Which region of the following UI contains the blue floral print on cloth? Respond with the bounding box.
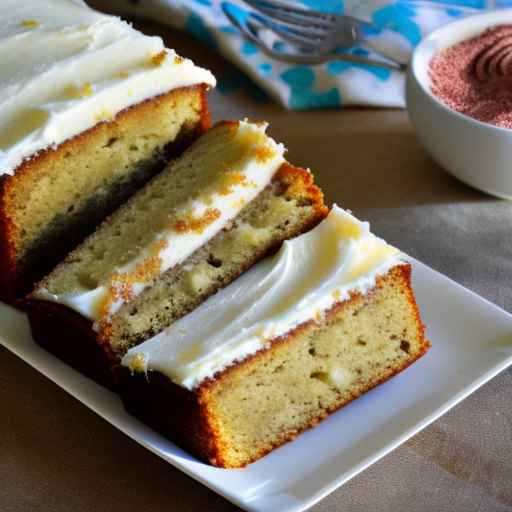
[99,0,512,109]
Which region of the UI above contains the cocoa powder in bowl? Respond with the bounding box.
[430,25,512,129]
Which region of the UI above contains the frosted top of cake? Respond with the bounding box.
[0,0,216,175]
[122,206,403,390]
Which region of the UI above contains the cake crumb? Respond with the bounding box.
[22,19,39,28]
[130,353,147,373]
[96,108,113,122]
[63,83,93,99]
[80,83,93,97]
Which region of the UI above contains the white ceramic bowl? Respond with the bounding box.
[406,9,512,199]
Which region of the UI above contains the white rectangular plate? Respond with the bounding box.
[1,259,512,512]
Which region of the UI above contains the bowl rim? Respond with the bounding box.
[410,8,512,135]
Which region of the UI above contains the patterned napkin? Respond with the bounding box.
[96,0,512,109]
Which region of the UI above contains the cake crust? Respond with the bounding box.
[119,264,430,468]
[0,84,210,306]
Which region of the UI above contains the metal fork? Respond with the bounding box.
[224,0,407,71]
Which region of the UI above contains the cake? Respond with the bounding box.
[119,206,430,468]
[0,0,215,304]
[27,120,327,388]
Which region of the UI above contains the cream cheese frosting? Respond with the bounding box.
[0,0,216,175]
[32,121,286,323]
[122,206,403,390]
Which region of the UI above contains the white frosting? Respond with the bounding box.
[33,121,286,322]
[122,206,403,390]
[0,0,216,175]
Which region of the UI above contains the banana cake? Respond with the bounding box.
[120,206,430,468]
[27,120,327,388]
[0,0,215,303]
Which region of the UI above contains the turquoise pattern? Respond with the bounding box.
[327,48,392,80]
[281,67,341,109]
[118,0,504,109]
[299,0,344,14]
[372,4,421,46]
[258,62,273,76]
[242,41,259,55]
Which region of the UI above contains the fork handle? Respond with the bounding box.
[332,51,407,72]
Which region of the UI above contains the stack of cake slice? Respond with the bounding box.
[5,0,430,470]
[0,0,215,303]
[120,206,429,468]
[27,120,327,387]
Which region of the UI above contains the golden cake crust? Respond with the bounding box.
[0,84,210,305]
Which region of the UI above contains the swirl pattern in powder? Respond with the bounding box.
[430,25,512,129]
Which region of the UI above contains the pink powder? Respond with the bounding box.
[429,25,512,129]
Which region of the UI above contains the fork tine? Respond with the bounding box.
[243,0,336,24]
[251,11,327,39]
[225,10,328,65]
[224,3,405,69]
[249,16,323,48]
[242,0,333,29]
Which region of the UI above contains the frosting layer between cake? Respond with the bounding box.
[33,121,286,322]
[0,0,216,175]
[122,206,403,390]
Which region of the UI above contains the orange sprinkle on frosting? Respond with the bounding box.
[94,256,163,321]
[149,239,169,257]
[131,257,162,283]
[254,144,277,163]
[173,208,221,234]
[218,171,248,196]
[151,50,167,66]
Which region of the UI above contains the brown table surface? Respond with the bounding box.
[2,13,511,512]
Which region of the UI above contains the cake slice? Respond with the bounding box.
[119,206,430,468]
[27,120,327,388]
[0,0,215,304]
